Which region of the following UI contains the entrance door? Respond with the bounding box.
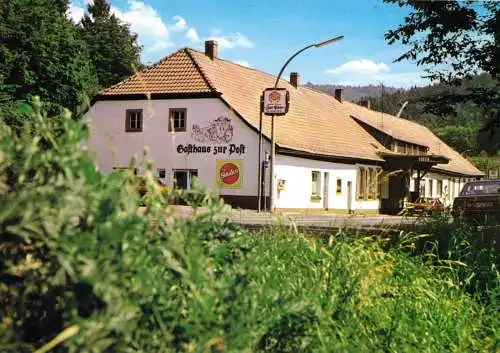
[323,172,329,210]
[347,181,353,213]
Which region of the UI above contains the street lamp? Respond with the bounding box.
[268,35,344,212]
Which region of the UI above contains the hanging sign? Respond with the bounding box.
[263,88,289,115]
[216,160,243,189]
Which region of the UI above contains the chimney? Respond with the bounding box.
[290,72,300,88]
[334,88,343,103]
[205,40,218,60]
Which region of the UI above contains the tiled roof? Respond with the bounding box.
[99,46,483,176]
[102,47,387,162]
[187,49,387,162]
[102,50,215,95]
[345,101,483,176]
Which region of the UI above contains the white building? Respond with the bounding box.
[86,40,483,213]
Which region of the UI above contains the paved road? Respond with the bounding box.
[170,206,425,231]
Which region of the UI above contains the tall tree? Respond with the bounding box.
[79,0,142,89]
[384,0,498,82]
[385,0,499,156]
[0,0,98,114]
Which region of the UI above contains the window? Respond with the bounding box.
[461,180,500,195]
[336,178,342,195]
[157,168,167,185]
[311,171,321,197]
[367,168,378,200]
[357,167,380,200]
[378,171,389,199]
[125,109,143,132]
[157,168,166,179]
[428,179,433,197]
[392,140,398,152]
[357,167,365,199]
[169,108,187,132]
[367,169,374,200]
[437,180,443,197]
[393,140,407,154]
[173,170,198,190]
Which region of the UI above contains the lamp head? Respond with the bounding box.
[314,35,344,48]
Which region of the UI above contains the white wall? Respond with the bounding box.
[274,155,380,211]
[86,98,268,196]
[410,171,469,206]
[86,98,382,211]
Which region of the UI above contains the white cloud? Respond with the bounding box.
[108,0,172,61]
[112,1,169,39]
[205,30,254,49]
[170,15,187,31]
[67,1,255,62]
[147,40,175,53]
[67,3,85,23]
[326,59,389,75]
[186,28,200,43]
[326,58,426,88]
[233,60,250,67]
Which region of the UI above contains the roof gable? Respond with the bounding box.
[102,49,215,95]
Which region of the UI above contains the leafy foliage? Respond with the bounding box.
[0,0,98,113]
[384,1,499,156]
[78,0,142,89]
[384,0,499,82]
[0,99,498,352]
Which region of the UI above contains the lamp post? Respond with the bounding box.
[267,35,344,212]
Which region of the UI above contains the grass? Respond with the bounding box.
[0,99,499,352]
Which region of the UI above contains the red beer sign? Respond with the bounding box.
[220,162,240,184]
[216,160,242,188]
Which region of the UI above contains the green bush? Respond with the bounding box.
[0,100,498,352]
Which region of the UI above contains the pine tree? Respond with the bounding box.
[0,0,98,114]
[79,0,142,89]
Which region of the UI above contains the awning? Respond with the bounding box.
[378,152,449,171]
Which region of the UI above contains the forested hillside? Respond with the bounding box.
[305,83,403,102]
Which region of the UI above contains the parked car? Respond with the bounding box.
[452,180,500,224]
[406,197,445,215]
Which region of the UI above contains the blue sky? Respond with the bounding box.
[68,0,431,88]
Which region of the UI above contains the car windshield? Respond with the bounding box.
[460,181,500,196]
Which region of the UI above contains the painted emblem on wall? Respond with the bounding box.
[192,116,234,143]
[216,160,242,189]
